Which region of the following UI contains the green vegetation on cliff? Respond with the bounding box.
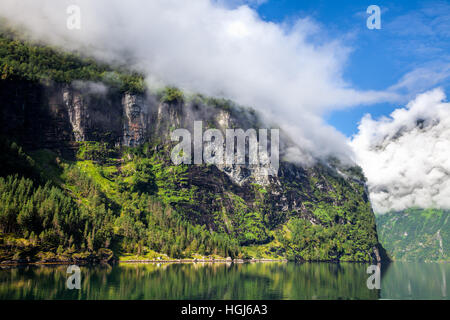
[0,29,145,93]
[278,164,378,262]
[0,139,241,262]
[0,26,382,263]
[0,136,380,263]
[376,209,449,261]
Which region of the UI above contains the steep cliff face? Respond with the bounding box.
[0,80,125,157]
[1,81,150,153]
[0,31,386,262]
[0,80,73,158]
[0,77,384,262]
[122,93,149,147]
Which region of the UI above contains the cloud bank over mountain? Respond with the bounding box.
[351,88,450,213]
[0,0,401,164]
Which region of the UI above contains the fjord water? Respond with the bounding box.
[0,262,448,300]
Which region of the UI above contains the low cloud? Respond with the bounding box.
[0,0,400,164]
[350,88,450,213]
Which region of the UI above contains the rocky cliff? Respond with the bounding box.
[0,31,386,263]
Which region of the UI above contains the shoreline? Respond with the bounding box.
[120,258,288,264]
[0,258,288,267]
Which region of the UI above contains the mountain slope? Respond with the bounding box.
[0,29,386,263]
[376,209,449,261]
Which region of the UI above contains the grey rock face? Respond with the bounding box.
[60,84,123,146]
[63,87,88,141]
[122,93,148,147]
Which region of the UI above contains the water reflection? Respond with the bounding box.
[0,262,448,300]
[380,262,450,300]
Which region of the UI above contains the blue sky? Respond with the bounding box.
[242,0,450,136]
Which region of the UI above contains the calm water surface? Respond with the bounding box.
[0,262,448,300]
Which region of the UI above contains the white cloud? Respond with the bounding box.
[215,0,268,9]
[350,88,450,213]
[0,0,400,164]
[389,62,450,96]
